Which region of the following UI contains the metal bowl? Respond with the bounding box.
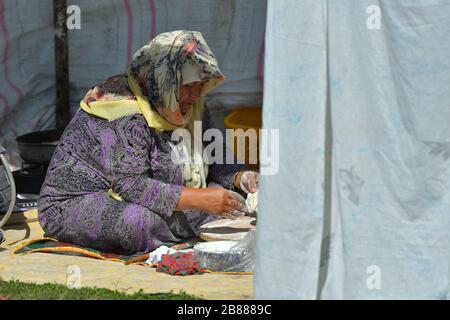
[16,130,63,165]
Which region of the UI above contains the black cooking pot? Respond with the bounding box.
[16,130,63,165]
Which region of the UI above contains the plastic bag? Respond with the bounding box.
[194,230,256,272]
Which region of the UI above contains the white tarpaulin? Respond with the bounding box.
[0,0,266,168]
[255,0,450,299]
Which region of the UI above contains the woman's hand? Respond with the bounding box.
[176,187,248,220]
[198,188,248,220]
[235,170,260,194]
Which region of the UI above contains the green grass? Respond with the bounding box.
[0,280,202,300]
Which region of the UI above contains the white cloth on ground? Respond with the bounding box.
[145,246,194,265]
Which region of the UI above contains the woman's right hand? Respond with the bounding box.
[176,187,248,220]
[198,188,248,220]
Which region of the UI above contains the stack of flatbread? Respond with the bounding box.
[199,216,256,242]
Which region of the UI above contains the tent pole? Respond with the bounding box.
[53,0,70,130]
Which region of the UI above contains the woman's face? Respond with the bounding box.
[179,81,206,115]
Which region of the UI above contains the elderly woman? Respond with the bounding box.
[37,31,259,254]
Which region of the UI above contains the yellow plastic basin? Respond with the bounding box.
[224,107,262,130]
[224,107,262,169]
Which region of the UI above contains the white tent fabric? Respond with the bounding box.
[0,0,266,168]
[255,0,450,299]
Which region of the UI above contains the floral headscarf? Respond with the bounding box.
[128,30,225,126]
[81,30,225,128]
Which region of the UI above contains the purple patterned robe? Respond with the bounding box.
[37,106,245,254]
